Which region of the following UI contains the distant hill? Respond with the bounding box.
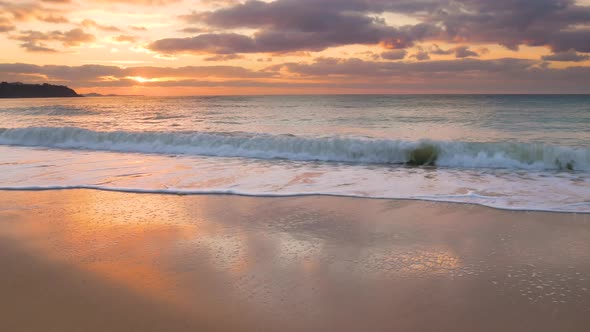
[0,82,82,98]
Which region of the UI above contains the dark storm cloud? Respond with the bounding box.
[150,0,590,55]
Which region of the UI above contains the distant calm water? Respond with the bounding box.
[0,95,588,212]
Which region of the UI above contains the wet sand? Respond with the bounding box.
[0,190,589,331]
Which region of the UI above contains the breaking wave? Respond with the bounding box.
[0,127,588,171]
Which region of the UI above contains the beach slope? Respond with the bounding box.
[0,190,589,331]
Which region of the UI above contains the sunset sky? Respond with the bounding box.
[1,0,590,95]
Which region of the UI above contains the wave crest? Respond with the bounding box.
[0,127,588,171]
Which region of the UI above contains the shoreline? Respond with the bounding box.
[1,190,589,331]
[0,188,587,214]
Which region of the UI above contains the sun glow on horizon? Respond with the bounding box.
[127,76,158,83]
[0,0,589,94]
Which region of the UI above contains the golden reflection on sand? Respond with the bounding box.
[0,190,468,313]
[0,191,210,311]
[2,190,590,332]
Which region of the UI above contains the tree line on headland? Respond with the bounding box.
[0,82,81,98]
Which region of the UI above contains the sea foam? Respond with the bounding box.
[1,127,588,172]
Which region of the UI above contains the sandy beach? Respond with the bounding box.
[1,190,589,331]
[3,0,590,330]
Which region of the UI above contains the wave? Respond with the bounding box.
[0,185,587,213]
[0,126,588,171]
[0,106,92,116]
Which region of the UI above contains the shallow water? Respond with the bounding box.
[0,95,588,212]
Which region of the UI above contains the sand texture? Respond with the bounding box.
[1,190,589,331]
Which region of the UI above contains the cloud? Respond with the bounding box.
[81,19,122,32]
[542,49,590,62]
[422,0,590,53]
[179,27,207,34]
[152,1,444,54]
[130,25,148,31]
[90,0,180,4]
[198,0,241,7]
[454,46,479,58]
[114,34,139,43]
[0,16,14,32]
[0,1,69,26]
[39,15,69,24]
[2,59,589,93]
[260,57,590,92]
[150,0,590,56]
[410,48,430,61]
[20,42,59,53]
[54,28,96,46]
[265,57,540,78]
[125,65,273,79]
[0,63,273,84]
[204,54,245,61]
[429,45,480,58]
[10,28,96,52]
[150,33,257,54]
[381,50,407,60]
[429,45,454,56]
[150,24,441,55]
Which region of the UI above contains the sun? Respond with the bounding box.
[127,76,152,83]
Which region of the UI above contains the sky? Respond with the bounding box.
[1,0,590,95]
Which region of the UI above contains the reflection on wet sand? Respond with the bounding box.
[1,190,589,331]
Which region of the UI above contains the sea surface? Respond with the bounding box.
[0,95,588,212]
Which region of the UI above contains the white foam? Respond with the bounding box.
[0,146,588,213]
[0,127,588,171]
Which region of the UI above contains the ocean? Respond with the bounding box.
[0,95,588,212]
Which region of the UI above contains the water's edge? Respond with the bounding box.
[1,186,586,214]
